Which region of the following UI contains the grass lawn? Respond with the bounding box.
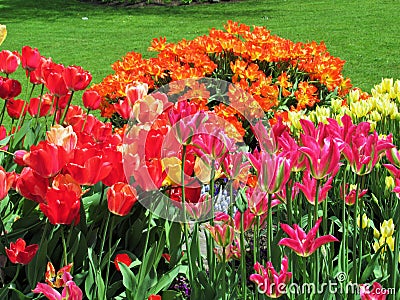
[1,0,399,92]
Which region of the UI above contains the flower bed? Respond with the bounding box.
[0,21,399,299]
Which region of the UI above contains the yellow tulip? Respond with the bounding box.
[0,24,6,45]
[385,176,395,191]
[380,219,395,238]
[161,157,182,186]
[386,236,395,252]
[373,227,381,239]
[357,213,369,229]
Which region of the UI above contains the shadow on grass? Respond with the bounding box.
[0,0,271,21]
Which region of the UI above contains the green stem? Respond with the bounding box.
[358,175,365,279]
[240,211,247,299]
[0,264,20,298]
[81,108,90,131]
[0,100,7,126]
[180,145,193,283]
[104,216,115,300]
[34,84,45,125]
[59,91,75,125]
[313,179,321,300]
[253,215,260,265]
[61,227,68,266]
[267,193,272,262]
[51,96,59,126]
[222,246,226,300]
[99,212,110,264]
[352,175,361,283]
[208,160,216,280]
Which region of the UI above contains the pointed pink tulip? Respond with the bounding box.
[205,223,235,247]
[294,171,333,205]
[278,218,339,257]
[299,136,342,180]
[249,256,292,297]
[248,149,290,194]
[0,50,20,74]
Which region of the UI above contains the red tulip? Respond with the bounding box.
[107,182,137,216]
[101,147,126,186]
[0,77,22,99]
[63,65,92,91]
[114,98,132,120]
[13,150,28,166]
[114,253,132,271]
[28,94,53,117]
[6,98,26,119]
[249,256,292,298]
[278,218,339,257]
[21,46,41,71]
[148,295,162,300]
[15,167,49,203]
[29,56,48,85]
[45,71,68,97]
[82,90,101,110]
[65,148,112,186]
[40,185,81,225]
[5,238,39,265]
[23,141,70,178]
[0,167,16,200]
[0,50,20,74]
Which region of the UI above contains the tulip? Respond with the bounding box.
[65,148,112,186]
[28,94,53,117]
[0,24,6,46]
[21,46,41,71]
[0,77,22,99]
[13,150,28,166]
[278,218,339,257]
[380,219,394,238]
[45,262,73,288]
[0,50,20,74]
[148,295,162,300]
[40,185,81,225]
[46,124,77,154]
[23,141,70,178]
[295,171,334,205]
[359,282,388,300]
[114,98,132,120]
[340,183,368,205]
[249,256,292,297]
[0,167,16,200]
[114,253,132,271]
[299,136,342,180]
[15,167,49,203]
[45,71,68,97]
[6,98,26,119]
[357,213,370,229]
[125,81,148,103]
[246,186,280,216]
[248,149,290,194]
[107,182,137,216]
[33,272,83,300]
[82,90,101,110]
[5,238,39,265]
[63,65,92,92]
[205,223,235,247]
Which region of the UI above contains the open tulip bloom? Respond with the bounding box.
[278,218,339,257]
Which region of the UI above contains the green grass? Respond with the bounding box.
[1,0,399,91]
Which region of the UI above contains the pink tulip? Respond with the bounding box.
[205,223,235,247]
[295,171,333,205]
[249,256,292,297]
[248,149,290,194]
[360,282,388,300]
[278,218,339,257]
[0,50,20,74]
[299,136,342,180]
[33,272,83,300]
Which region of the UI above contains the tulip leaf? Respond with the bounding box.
[148,265,187,295]
[167,221,183,266]
[161,290,185,300]
[119,262,137,296]
[361,247,385,282]
[23,127,35,148]
[0,135,10,146]
[27,232,48,289]
[236,187,248,213]
[11,119,32,148]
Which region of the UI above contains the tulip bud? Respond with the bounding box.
[385,176,395,191]
[13,150,28,166]
[357,213,369,229]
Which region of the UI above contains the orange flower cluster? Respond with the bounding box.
[90,20,352,124]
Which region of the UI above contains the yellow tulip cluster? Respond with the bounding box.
[373,219,395,254]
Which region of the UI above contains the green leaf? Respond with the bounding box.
[12,119,32,148]
[235,187,248,213]
[148,265,188,295]
[119,262,137,293]
[161,290,184,300]
[27,233,48,289]
[360,250,382,282]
